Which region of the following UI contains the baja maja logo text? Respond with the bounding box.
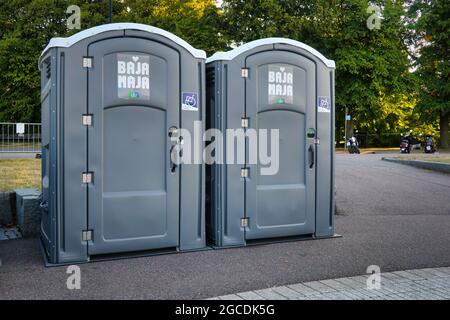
[268,65,293,104]
[117,54,150,100]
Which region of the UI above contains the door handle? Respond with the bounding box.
[38,193,49,212]
[170,136,183,173]
[170,145,178,173]
[168,126,180,173]
[308,145,315,169]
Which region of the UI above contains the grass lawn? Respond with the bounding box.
[0,142,41,151]
[0,159,41,192]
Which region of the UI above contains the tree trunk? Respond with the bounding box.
[440,111,449,149]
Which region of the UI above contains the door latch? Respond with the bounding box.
[82,114,93,126]
[82,57,93,68]
[82,172,93,184]
[82,230,92,241]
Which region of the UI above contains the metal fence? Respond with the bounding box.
[0,123,41,153]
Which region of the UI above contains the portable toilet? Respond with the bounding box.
[39,23,205,264]
[205,38,336,247]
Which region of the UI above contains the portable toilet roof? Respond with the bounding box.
[39,23,206,66]
[206,37,335,68]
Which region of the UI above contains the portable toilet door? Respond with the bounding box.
[206,38,335,247]
[39,23,206,264]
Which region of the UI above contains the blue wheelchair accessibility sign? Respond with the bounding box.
[182,92,198,111]
[317,96,331,113]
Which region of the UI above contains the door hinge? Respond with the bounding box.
[82,114,93,126]
[82,172,93,184]
[240,218,249,228]
[82,230,92,241]
[83,57,93,68]
[240,168,249,178]
[241,68,249,78]
[241,117,249,128]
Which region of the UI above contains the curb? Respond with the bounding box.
[0,189,41,238]
[0,192,15,225]
[382,157,450,174]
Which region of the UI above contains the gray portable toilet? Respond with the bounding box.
[39,23,206,264]
[205,38,335,247]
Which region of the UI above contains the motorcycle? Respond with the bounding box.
[400,137,411,153]
[347,136,360,154]
[400,131,420,153]
[423,136,436,154]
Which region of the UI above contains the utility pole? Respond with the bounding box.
[344,107,348,150]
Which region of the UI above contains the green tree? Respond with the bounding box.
[333,1,412,135]
[409,0,450,148]
[223,0,413,144]
[0,0,123,122]
[0,1,67,122]
[121,0,227,56]
[0,0,225,122]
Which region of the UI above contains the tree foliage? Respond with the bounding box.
[0,0,225,122]
[408,0,450,147]
[223,0,414,136]
[0,0,447,148]
[121,0,228,56]
[0,1,67,122]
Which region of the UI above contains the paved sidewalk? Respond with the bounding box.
[211,267,450,300]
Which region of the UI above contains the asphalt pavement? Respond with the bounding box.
[0,153,449,299]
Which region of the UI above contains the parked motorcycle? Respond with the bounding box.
[400,130,420,153]
[400,136,411,153]
[423,136,436,154]
[347,136,360,154]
